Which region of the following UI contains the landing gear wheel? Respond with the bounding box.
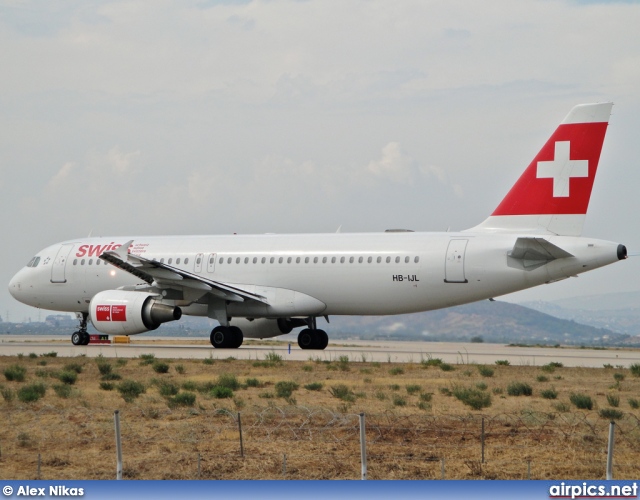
[71,331,82,346]
[210,326,244,348]
[297,329,315,349]
[80,331,90,345]
[315,329,329,350]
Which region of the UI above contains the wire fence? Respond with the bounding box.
[2,406,640,480]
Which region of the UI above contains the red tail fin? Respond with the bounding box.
[471,103,612,236]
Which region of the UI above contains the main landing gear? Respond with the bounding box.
[71,313,90,346]
[210,325,244,349]
[297,328,328,350]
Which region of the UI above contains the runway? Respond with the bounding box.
[1,335,638,367]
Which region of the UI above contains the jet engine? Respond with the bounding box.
[89,290,182,335]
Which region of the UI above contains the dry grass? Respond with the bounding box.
[1,353,639,480]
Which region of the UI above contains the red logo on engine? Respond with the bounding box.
[95,305,111,321]
[95,305,127,322]
[112,305,127,322]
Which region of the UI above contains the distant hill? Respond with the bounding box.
[327,300,634,346]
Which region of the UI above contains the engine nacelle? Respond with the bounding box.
[90,290,182,335]
[231,318,307,339]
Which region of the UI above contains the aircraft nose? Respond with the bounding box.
[8,268,27,301]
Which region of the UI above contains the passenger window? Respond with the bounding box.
[305,257,309,264]
[168,258,172,264]
[414,256,420,263]
[73,259,78,266]
[262,257,266,264]
[89,259,93,265]
[358,257,363,264]
[96,260,100,266]
[236,258,241,264]
[331,257,336,264]
[210,256,215,264]
[395,256,400,263]
[228,258,232,264]
[349,256,354,263]
[196,257,201,265]
[322,257,327,264]
[287,257,292,264]
[279,257,283,264]
[386,256,391,263]
[184,258,189,264]
[81,259,85,265]
[253,257,257,264]
[340,257,345,264]
[405,256,410,263]
[270,257,275,264]
[296,257,301,264]
[244,257,249,264]
[177,258,182,265]
[367,257,372,263]
[313,257,318,264]
[377,256,382,263]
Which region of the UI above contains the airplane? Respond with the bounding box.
[8,102,627,350]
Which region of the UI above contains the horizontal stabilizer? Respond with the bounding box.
[507,237,573,270]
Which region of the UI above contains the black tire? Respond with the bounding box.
[297,329,315,349]
[229,326,243,348]
[210,326,230,348]
[81,332,91,345]
[71,331,82,346]
[315,330,329,350]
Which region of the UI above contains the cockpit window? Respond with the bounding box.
[26,257,41,268]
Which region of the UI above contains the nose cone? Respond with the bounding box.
[8,268,28,303]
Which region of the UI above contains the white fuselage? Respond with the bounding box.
[8,231,622,319]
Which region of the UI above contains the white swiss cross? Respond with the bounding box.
[536,141,588,197]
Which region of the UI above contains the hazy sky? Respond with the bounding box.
[1,0,639,322]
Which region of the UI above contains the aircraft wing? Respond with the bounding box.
[99,240,267,304]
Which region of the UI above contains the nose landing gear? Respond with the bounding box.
[71,313,90,346]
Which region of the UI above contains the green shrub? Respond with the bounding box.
[420,392,433,402]
[275,381,299,398]
[169,392,196,407]
[536,375,549,383]
[40,352,57,358]
[475,382,488,391]
[492,387,503,395]
[440,363,454,372]
[115,359,128,367]
[570,393,593,410]
[406,384,421,395]
[97,361,112,376]
[157,381,179,397]
[507,382,533,396]
[389,367,404,375]
[440,387,452,396]
[628,398,639,409]
[302,365,313,372]
[117,380,146,403]
[389,384,400,391]
[392,394,407,407]
[606,394,620,407]
[2,386,15,402]
[541,388,558,400]
[101,372,122,381]
[210,386,233,399]
[452,386,492,410]
[417,401,431,411]
[554,402,570,413]
[53,384,72,399]
[304,382,323,391]
[58,371,77,385]
[477,366,494,378]
[599,408,623,420]
[495,360,510,366]
[152,361,170,374]
[203,358,215,365]
[336,356,350,371]
[613,373,625,382]
[265,352,283,364]
[99,382,114,391]
[182,381,198,391]
[217,373,240,390]
[4,365,27,382]
[17,383,46,403]
[175,364,185,375]
[421,357,443,367]
[375,391,387,401]
[139,354,156,365]
[245,378,262,388]
[329,384,355,402]
[28,353,37,359]
[64,363,84,374]
[630,363,640,377]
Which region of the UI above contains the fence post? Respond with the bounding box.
[238,412,244,458]
[606,421,615,480]
[197,453,201,479]
[37,453,41,480]
[441,458,445,479]
[114,410,123,480]
[359,412,367,480]
[527,460,531,479]
[481,417,485,464]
